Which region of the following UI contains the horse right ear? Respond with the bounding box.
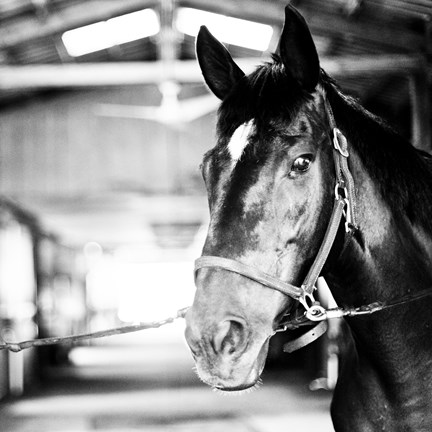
[196,26,245,100]
[278,5,320,92]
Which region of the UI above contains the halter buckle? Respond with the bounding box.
[335,183,348,201]
[343,198,353,233]
[333,128,349,157]
[334,184,354,233]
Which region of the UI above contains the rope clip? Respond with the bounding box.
[299,291,327,322]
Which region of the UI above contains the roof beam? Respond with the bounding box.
[0,55,424,90]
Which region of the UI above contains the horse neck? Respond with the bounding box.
[321,93,432,307]
[325,147,432,427]
[325,140,432,366]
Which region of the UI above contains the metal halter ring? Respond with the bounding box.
[298,291,316,310]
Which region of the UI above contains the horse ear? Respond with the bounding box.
[278,5,320,92]
[196,26,245,100]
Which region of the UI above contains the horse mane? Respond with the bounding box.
[217,56,432,234]
[321,72,432,234]
[218,55,313,137]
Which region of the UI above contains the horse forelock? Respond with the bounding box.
[217,59,310,136]
[209,58,324,171]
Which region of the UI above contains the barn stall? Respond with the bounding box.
[0,1,430,431]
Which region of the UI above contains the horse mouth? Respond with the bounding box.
[193,336,270,393]
[212,378,263,395]
[195,362,263,392]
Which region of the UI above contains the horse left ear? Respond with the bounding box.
[278,5,320,92]
[196,26,245,100]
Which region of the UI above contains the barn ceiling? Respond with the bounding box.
[0,0,431,251]
[0,0,430,119]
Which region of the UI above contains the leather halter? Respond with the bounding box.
[194,93,357,352]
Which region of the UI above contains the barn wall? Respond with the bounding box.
[0,85,215,199]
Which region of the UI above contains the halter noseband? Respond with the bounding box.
[194,93,357,351]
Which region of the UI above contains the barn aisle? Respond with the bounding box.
[0,323,334,432]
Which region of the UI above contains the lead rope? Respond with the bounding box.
[282,285,432,354]
[0,307,189,353]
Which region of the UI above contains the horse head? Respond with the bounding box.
[185,5,337,393]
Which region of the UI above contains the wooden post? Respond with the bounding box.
[410,17,431,152]
[409,70,431,152]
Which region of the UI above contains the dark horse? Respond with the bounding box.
[185,4,432,431]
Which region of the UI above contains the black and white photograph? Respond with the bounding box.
[0,1,430,431]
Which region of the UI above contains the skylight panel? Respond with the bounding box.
[107,9,160,46]
[62,21,111,57]
[176,8,273,52]
[62,9,160,57]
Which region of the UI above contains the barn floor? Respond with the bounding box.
[0,323,334,432]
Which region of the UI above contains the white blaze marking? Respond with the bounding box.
[227,120,254,163]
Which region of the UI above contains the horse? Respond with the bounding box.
[184,4,432,431]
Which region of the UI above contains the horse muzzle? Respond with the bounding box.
[185,309,271,391]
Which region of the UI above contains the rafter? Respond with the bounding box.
[0,55,424,90]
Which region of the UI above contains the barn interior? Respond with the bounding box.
[0,0,430,431]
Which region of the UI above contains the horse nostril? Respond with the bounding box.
[212,319,246,356]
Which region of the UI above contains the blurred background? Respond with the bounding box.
[0,0,430,431]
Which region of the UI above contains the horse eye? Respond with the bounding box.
[291,156,312,173]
